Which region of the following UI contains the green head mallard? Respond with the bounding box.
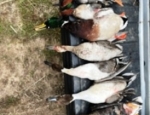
[35,17,64,31]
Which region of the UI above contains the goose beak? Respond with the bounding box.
[114,0,123,6]
[35,23,47,31]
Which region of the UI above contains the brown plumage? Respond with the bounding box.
[61,9,74,16]
[63,20,100,41]
[61,0,72,8]
[62,8,128,41]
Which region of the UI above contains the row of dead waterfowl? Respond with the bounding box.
[35,0,142,115]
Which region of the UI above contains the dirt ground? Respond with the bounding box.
[0,0,66,115]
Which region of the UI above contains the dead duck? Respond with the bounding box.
[64,8,128,41]
[46,40,123,61]
[83,96,143,115]
[44,57,131,81]
[62,3,102,17]
[46,73,137,104]
[35,8,128,41]
[73,4,127,20]
[58,0,123,16]
[60,3,120,16]
[63,59,131,81]
[78,0,123,6]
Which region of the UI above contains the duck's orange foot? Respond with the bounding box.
[114,0,123,6]
[115,32,127,40]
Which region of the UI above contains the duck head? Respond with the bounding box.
[46,94,73,105]
[123,96,143,115]
[35,17,64,31]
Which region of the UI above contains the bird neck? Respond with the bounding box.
[63,45,74,52]
[45,17,64,28]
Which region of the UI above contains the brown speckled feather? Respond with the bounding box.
[63,20,100,41]
[92,105,127,115]
[61,9,74,16]
[98,59,117,73]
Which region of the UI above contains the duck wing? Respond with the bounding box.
[63,20,100,41]
[95,61,131,82]
[105,88,135,104]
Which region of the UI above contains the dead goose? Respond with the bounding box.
[46,73,137,105]
[44,57,130,81]
[47,40,123,62]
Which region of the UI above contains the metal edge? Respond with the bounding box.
[139,0,150,114]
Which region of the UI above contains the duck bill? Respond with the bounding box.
[114,0,123,6]
[46,46,56,50]
[35,23,47,31]
[46,97,58,102]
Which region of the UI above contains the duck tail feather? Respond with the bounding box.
[115,56,128,65]
[133,96,143,105]
[122,73,138,87]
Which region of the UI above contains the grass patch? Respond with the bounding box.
[42,49,61,60]
[0,21,17,38]
[18,0,60,39]
[0,96,20,108]
[0,1,64,114]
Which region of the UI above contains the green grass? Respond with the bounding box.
[17,0,62,64]
[0,96,20,108]
[0,1,64,114]
[0,21,17,38]
[18,0,60,39]
[42,49,61,60]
